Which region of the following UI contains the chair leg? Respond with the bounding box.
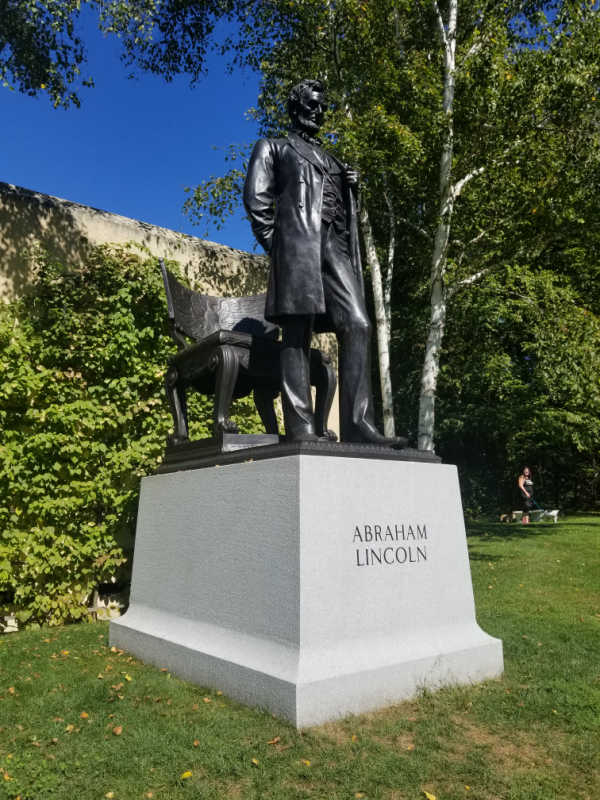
[165,365,189,444]
[210,345,240,436]
[254,386,279,434]
[311,351,338,440]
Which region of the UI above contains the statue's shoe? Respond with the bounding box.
[285,430,320,443]
[347,422,408,449]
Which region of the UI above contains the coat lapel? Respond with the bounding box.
[287,132,342,174]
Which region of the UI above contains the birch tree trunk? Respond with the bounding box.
[360,204,396,437]
[343,88,396,436]
[417,0,457,451]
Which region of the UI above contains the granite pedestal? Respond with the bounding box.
[110,449,503,727]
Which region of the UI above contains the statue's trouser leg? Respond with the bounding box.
[320,223,377,442]
[280,315,316,438]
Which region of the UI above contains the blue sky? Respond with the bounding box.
[1,14,261,252]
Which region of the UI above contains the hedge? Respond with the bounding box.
[0,246,262,626]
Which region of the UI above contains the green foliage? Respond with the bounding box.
[0,0,158,107]
[438,267,600,513]
[183,144,250,235]
[0,246,263,626]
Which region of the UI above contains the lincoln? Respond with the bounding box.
[244,78,407,447]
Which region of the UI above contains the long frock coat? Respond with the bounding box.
[243,132,364,332]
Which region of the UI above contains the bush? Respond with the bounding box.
[0,246,262,626]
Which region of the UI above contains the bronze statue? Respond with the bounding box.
[244,78,406,446]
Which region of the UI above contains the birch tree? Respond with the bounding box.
[416,0,600,449]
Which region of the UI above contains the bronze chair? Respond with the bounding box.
[160,260,337,446]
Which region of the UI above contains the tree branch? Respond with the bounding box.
[460,38,483,65]
[447,268,491,298]
[432,0,449,50]
[452,165,485,199]
[398,217,433,244]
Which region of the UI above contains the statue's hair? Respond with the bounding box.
[287,78,325,117]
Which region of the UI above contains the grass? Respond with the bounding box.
[1,515,599,800]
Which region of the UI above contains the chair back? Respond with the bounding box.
[160,260,279,348]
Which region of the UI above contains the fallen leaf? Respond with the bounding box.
[8,687,15,695]
[80,712,89,719]
[216,690,223,696]
[65,724,75,733]
[355,794,365,799]
[193,740,200,747]
[105,793,115,799]
[203,697,211,704]
[267,736,281,745]
[422,792,437,800]
[251,758,259,766]
[301,759,311,766]
[111,683,124,691]
[180,771,192,780]
[60,650,69,656]
[124,674,132,682]
[97,674,104,679]
[351,734,358,742]
[145,793,153,798]
[110,646,119,653]
[191,704,199,711]
[112,726,123,736]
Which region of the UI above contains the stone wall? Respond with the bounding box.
[0,181,269,300]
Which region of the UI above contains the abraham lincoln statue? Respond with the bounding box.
[243,78,406,447]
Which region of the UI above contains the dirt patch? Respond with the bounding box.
[448,715,554,768]
[220,778,252,798]
[317,700,421,745]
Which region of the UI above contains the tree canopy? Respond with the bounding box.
[0,0,158,106]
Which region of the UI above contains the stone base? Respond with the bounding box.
[111,455,503,727]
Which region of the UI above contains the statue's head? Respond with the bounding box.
[288,78,326,136]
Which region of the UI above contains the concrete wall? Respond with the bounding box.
[0,181,270,300]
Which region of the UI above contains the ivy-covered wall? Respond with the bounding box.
[0,247,264,627]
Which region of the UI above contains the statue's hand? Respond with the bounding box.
[344,167,359,186]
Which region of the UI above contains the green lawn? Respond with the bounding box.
[1,515,598,800]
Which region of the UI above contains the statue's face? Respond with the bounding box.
[292,87,325,135]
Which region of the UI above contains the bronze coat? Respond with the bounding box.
[243,132,363,331]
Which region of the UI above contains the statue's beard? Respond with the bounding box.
[295,112,321,135]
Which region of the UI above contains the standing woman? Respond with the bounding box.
[518,467,534,524]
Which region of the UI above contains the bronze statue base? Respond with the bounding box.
[158,437,441,474]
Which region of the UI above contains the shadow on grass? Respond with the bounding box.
[466,550,503,561]
[465,520,570,541]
